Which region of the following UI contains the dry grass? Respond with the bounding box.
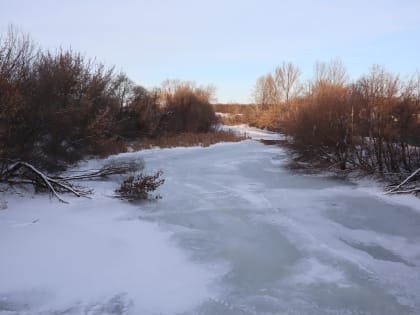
[93,130,247,158]
[91,138,128,158]
[132,130,247,150]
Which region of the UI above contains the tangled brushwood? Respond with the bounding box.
[0,159,146,203]
[385,167,420,196]
[0,161,91,203]
[115,171,165,201]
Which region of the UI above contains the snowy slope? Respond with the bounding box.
[1,125,420,315]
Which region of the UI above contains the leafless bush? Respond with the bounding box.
[160,81,217,133]
[115,171,164,200]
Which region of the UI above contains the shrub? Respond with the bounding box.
[115,170,164,200]
[160,81,217,133]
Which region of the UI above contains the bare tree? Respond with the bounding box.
[313,58,348,89]
[112,72,133,113]
[0,25,38,82]
[274,62,302,105]
[0,25,39,161]
[253,73,278,109]
[160,79,216,105]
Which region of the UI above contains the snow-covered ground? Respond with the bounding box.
[1,125,420,315]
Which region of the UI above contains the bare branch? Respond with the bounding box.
[386,167,420,194]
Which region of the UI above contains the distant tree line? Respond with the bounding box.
[216,60,419,175]
[0,27,217,170]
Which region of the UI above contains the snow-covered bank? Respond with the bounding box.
[1,125,420,315]
[218,124,283,141]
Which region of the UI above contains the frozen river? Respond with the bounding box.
[1,126,420,314]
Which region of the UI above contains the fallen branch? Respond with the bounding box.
[1,161,87,203]
[0,160,141,203]
[386,187,420,195]
[57,162,141,181]
[19,162,70,203]
[386,167,420,195]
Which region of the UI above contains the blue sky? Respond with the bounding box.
[1,0,419,103]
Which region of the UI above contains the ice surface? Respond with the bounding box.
[0,186,215,315]
[1,125,420,315]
